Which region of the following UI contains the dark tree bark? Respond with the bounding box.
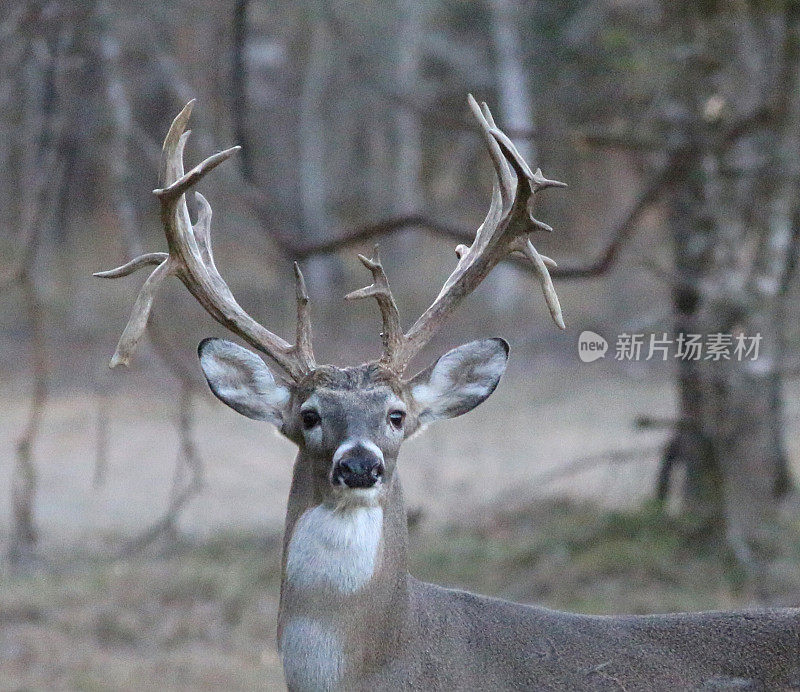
[657,2,800,557]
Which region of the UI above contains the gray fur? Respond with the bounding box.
[409,338,509,422]
[197,340,800,691]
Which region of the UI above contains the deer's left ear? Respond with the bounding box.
[408,338,509,424]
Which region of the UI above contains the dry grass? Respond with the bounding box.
[411,499,800,614]
[1,500,799,690]
[0,535,285,690]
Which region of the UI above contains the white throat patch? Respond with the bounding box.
[286,504,384,594]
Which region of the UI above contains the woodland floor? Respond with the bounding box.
[1,500,800,691]
[1,366,800,689]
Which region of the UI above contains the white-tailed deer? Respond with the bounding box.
[97,98,799,691]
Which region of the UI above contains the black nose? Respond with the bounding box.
[333,454,384,489]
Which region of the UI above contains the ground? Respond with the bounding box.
[2,501,799,690]
[1,364,800,690]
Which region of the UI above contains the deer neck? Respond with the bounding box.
[277,449,410,688]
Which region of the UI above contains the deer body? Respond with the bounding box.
[277,459,800,691]
[99,99,800,691]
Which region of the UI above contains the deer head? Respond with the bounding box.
[196,335,509,507]
[96,96,566,507]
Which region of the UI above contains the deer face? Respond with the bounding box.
[197,337,508,506]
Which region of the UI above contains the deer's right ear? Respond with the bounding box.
[198,338,291,426]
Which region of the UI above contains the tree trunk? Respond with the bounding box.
[298,18,338,287]
[395,0,423,218]
[659,3,798,556]
[487,0,535,163]
[486,0,535,307]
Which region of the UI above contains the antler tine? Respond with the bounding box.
[93,252,168,279]
[489,131,566,237]
[293,262,316,371]
[376,95,567,374]
[520,239,565,329]
[345,245,404,365]
[103,260,174,368]
[468,94,513,213]
[95,101,315,381]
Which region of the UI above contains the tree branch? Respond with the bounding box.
[121,383,204,555]
[262,151,678,282]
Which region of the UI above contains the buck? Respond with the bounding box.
[98,98,800,690]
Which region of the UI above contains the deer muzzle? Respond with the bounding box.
[331,441,385,489]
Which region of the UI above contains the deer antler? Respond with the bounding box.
[95,100,315,381]
[344,245,403,366]
[348,94,566,374]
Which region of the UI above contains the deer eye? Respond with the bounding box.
[301,409,321,430]
[388,410,405,429]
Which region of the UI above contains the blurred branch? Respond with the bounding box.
[98,6,205,550]
[377,82,535,137]
[298,17,334,248]
[231,0,252,180]
[573,126,662,152]
[575,104,776,156]
[92,382,109,488]
[122,383,204,555]
[264,213,464,260]
[9,274,46,565]
[547,156,676,279]
[277,150,678,280]
[530,445,663,487]
[723,105,775,143]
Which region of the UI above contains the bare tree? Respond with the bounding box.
[487,0,535,163]
[648,3,800,565]
[395,0,424,218]
[1,9,71,566]
[96,3,205,550]
[500,2,800,565]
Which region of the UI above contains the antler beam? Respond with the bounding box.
[349,94,566,374]
[96,100,315,381]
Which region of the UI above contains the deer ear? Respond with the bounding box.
[409,338,509,424]
[198,338,290,426]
